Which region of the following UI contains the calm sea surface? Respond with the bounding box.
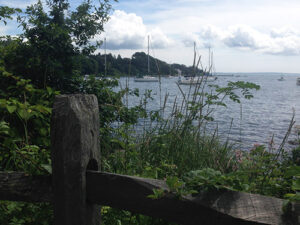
[118,74,300,150]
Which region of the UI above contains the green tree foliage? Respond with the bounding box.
[0,72,55,225]
[0,6,21,25]
[79,52,202,77]
[0,1,118,224]
[2,0,116,92]
[0,60,56,225]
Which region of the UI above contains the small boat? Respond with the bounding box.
[278,76,285,81]
[297,77,300,85]
[134,75,159,82]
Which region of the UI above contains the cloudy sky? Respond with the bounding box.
[1,0,300,73]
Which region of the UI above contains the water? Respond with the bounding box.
[118,74,300,150]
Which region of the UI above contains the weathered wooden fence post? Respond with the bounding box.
[51,94,101,225]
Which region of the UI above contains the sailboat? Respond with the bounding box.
[177,44,217,85]
[207,48,218,81]
[134,36,159,82]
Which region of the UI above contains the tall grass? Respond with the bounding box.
[100,50,300,225]
[101,58,259,180]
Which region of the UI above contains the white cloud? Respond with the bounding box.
[148,28,173,49]
[182,32,201,47]
[223,25,267,49]
[0,26,8,35]
[99,10,173,50]
[270,26,300,38]
[181,28,219,49]
[102,10,146,50]
[192,24,300,56]
[199,25,223,40]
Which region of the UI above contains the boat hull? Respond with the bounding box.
[134,76,159,82]
[178,76,217,85]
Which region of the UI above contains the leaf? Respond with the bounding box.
[110,138,126,149]
[284,193,296,198]
[166,176,184,191]
[148,188,165,199]
[6,105,17,113]
[285,166,300,177]
[41,164,52,174]
[17,108,31,120]
[0,121,10,135]
[292,178,300,191]
[0,99,7,107]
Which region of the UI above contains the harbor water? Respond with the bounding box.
[118,74,300,150]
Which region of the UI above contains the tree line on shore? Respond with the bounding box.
[80,51,203,77]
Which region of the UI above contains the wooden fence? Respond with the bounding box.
[0,94,299,225]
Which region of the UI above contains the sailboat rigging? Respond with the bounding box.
[134,35,159,82]
[177,43,217,85]
[104,37,107,77]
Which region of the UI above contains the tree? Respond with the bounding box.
[0,6,21,25]
[0,1,118,224]
[3,0,116,93]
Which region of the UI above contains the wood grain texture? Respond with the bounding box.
[51,94,101,225]
[0,171,299,225]
[86,171,300,225]
[0,172,52,202]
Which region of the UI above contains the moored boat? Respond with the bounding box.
[134,75,159,82]
[297,77,300,85]
[177,44,217,85]
[134,36,159,82]
[177,75,217,85]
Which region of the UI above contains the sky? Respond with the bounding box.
[1,0,300,73]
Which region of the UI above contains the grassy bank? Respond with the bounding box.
[100,78,300,225]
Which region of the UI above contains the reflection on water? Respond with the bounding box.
[118,74,300,150]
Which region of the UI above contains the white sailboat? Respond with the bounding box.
[177,44,217,85]
[134,36,159,82]
[100,38,112,81]
[177,76,205,85]
[206,47,218,81]
[178,74,216,85]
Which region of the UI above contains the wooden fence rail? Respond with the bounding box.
[0,94,299,225]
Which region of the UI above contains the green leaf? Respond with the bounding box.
[0,99,6,107]
[17,108,32,120]
[148,188,165,199]
[41,164,52,174]
[6,105,17,113]
[292,178,300,191]
[285,166,300,177]
[110,138,126,149]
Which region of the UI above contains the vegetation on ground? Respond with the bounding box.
[0,1,299,225]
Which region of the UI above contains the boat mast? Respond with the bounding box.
[193,42,196,68]
[104,37,107,77]
[192,42,196,76]
[211,51,214,76]
[147,35,150,74]
[208,46,211,75]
